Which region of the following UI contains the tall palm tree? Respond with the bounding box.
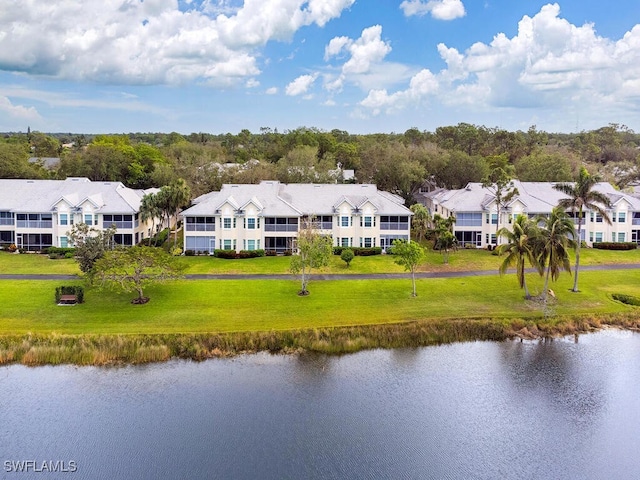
[554,167,611,292]
[536,207,577,302]
[139,192,161,246]
[497,214,541,299]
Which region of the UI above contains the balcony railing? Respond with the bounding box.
[186,224,216,232]
[0,219,14,226]
[17,220,53,229]
[104,221,134,229]
[265,225,298,232]
[380,222,409,230]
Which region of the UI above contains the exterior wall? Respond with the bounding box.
[424,187,640,249]
[182,203,411,254]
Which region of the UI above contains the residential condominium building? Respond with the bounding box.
[422,180,640,248]
[181,180,412,254]
[0,177,158,251]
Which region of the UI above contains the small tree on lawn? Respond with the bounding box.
[68,223,117,275]
[340,248,355,268]
[392,239,425,297]
[92,246,185,304]
[433,214,457,264]
[290,219,333,295]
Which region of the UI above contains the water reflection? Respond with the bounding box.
[1,330,639,480]
[500,337,606,423]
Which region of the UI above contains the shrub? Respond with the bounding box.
[612,293,640,306]
[47,247,76,259]
[214,249,265,259]
[8,243,18,253]
[184,250,195,256]
[340,248,355,267]
[333,246,382,256]
[54,285,84,304]
[265,249,277,256]
[214,249,238,259]
[592,242,637,250]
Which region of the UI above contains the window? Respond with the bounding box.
[246,218,256,229]
[247,239,256,251]
[595,232,603,242]
[486,213,498,225]
[185,236,215,254]
[619,232,626,242]
[619,212,626,223]
[84,214,94,226]
[361,216,374,228]
[223,239,233,250]
[380,216,410,230]
[486,233,497,245]
[455,213,482,227]
[60,236,68,248]
[59,213,68,226]
[595,213,603,223]
[341,216,350,227]
[360,237,374,248]
[186,217,215,231]
[223,218,232,229]
[341,237,350,247]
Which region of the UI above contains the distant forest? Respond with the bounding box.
[2,123,639,204]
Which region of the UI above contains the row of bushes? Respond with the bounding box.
[46,247,76,259]
[184,249,267,259]
[333,246,383,256]
[612,293,640,306]
[592,242,638,250]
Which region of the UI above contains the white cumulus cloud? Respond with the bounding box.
[285,73,319,96]
[360,3,640,122]
[400,0,466,20]
[0,0,355,87]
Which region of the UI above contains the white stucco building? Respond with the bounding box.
[422,181,640,248]
[181,181,412,254]
[0,177,158,251]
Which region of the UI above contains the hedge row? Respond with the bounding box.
[46,247,76,259]
[612,293,640,306]
[333,246,382,256]
[214,249,266,259]
[592,242,638,250]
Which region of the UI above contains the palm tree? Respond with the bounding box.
[497,214,541,299]
[536,207,577,302]
[139,193,161,246]
[554,167,611,292]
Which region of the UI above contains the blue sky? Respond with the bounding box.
[1,0,640,135]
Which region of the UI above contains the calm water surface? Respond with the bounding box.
[1,329,639,480]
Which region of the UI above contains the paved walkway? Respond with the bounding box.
[1,263,637,281]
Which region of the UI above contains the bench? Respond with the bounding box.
[58,294,78,305]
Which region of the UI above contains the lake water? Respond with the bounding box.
[2,329,639,480]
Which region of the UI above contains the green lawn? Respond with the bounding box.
[3,247,639,275]
[2,268,639,335]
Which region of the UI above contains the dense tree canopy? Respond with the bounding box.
[1,124,638,205]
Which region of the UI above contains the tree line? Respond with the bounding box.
[2,123,639,202]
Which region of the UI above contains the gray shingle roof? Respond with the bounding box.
[0,177,148,213]
[424,180,640,212]
[181,181,411,217]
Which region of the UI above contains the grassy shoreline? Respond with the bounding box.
[1,313,639,366]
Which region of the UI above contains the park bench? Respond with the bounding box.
[58,294,78,305]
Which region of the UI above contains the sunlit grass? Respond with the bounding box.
[1,268,638,336]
